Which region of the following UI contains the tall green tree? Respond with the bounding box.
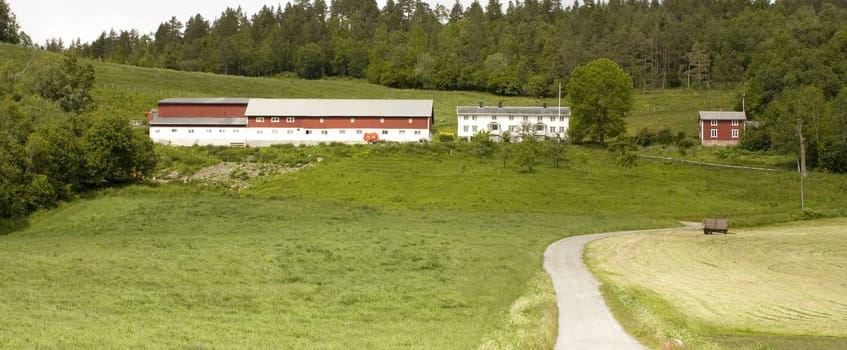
[32,54,96,114]
[0,0,21,44]
[566,58,634,145]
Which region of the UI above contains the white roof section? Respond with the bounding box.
[245,99,433,118]
[699,111,746,121]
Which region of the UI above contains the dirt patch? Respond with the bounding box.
[155,162,305,189]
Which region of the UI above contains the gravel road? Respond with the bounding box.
[543,224,698,350]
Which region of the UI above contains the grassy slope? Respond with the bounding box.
[2,44,846,348]
[586,218,847,349]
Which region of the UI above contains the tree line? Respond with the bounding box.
[0,54,156,219]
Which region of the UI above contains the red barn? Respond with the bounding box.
[698,111,746,146]
[149,98,434,146]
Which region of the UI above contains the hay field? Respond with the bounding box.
[586,218,847,344]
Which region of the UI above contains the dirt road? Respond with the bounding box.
[543,224,698,350]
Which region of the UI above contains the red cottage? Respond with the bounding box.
[698,111,746,146]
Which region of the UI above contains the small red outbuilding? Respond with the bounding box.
[698,111,746,146]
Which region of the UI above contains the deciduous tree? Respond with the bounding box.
[566,58,634,145]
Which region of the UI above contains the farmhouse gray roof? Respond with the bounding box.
[149,117,248,126]
[245,99,434,118]
[159,98,250,105]
[456,106,570,116]
[699,111,746,121]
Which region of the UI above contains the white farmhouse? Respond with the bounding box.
[456,103,570,142]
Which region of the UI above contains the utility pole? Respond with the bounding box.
[798,118,807,211]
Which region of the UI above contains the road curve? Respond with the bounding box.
[543,224,698,350]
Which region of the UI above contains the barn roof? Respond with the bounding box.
[149,117,248,126]
[245,99,434,118]
[699,111,746,121]
[457,106,570,116]
[159,98,250,105]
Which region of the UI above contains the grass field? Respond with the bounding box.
[3,43,846,349]
[586,218,847,349]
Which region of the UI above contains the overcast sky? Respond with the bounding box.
[12,0,574,46]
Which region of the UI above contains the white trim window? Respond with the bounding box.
[381,130,388,135]
[414,130,421,135]
[711,120,718,126]
[256,117,265,123]
[286,117,295,123]
[271,117,280,123]
[732,120,739,126]
[321,130,328,135]
[732,129,739,138]
[711,129,718,138]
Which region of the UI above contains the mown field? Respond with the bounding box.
[586,218,847,350]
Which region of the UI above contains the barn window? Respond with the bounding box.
[321,130,328,135]
[408,118,413,124]
[522,116,528,121]
[286,117,295,123]
[350,118,355,123]
[272,117,280,123]
[305,130,313,135]
[711,129,718,138]
[287,130,294,134]
[233,129,239,133]
[206,129,212,133]
[256,117,265,123]
[414,130,421,135]
[320,118,324,123]
[272,130,279,134]
[257,130,263,134]
[339,130,346,135]
[711,120,718,126]
[188,129,195,133]
[219,129,225,133]
[550,116,555,122]
[380,118,385,123]
[155,129,160,133]
[560,116,565,121]
[381,130,388,135]
[171,129,177,133]
[399,130,406,135]
[732,129,739,138]
[472,116,477,121]
[537,116,543,122]
[509,116,514,120]
[732,120,739,126]
[463,116,468,120]
[356,130,363,134]
[492,116,497,121]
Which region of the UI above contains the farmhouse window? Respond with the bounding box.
[171,129,177,133]
[550,126,556,133]
[711,120,718,126]
[560,116,565,121]
[537,116,543,122]
[272,117,280,123]
[286,117,295,123]
[509,116,514,120]
[155,129,160,133]
[321,130,328,135]
[522,116,528,121]
[351,118,355,123]
[463,126,469,132]
[287,130,294,134]
[272,130,278,134]
[339,130,346,135]
[408,118,413,124]
[472,126,478,132]
[414,130,421,135]
[206,129,212,133]
[356,130,363,134]
[320,118,324,123]
[381,130,388,135]
[256,117,264,123]
[380,118,385,123]
[732,120,739,126]
[219,129,225,133]
[188,129,194,133]
[463,116,468,120]
[305,130,313,135]
[257,130,263,134]
[711,129,718,138]
[472,116,477,121]
[559,127,565,133]
[732,129,739,138]
[492,116,497,121]
[399,130,406,135]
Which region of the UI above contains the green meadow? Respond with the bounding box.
[2,45,847,348]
